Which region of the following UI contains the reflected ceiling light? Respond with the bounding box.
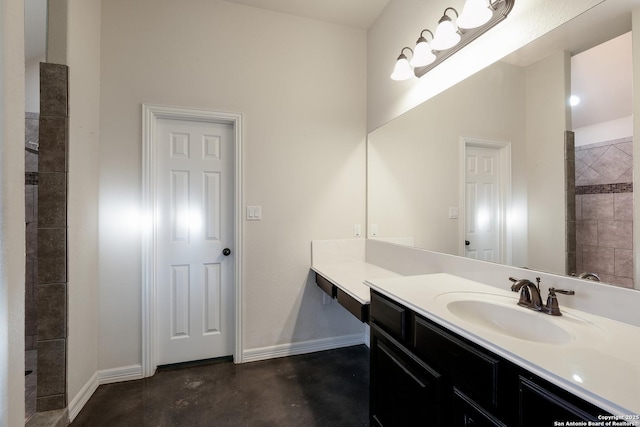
[431,8,461,51]
[391,0,515,80]
[410,30,437,67]
[390,47,414,81]
[457,0,492,29]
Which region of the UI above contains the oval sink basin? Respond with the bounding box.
[446,299,573,344]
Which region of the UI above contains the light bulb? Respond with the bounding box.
[457,0,492,29]
[410,37,436,67]
[431,16,461,51]
[390,53,413,81]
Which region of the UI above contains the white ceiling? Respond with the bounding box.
[222,0,390,29]
[502,1,635,131]
[571,32,633,129]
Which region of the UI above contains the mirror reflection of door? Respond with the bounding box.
[462,139,511,264]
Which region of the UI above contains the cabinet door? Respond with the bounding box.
[371,323,443,427]
[413,316,500,409]
[371,291,408,341]
[453,389,507,427]
[518,376,602,426]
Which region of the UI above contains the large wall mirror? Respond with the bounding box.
[367,0,639,290]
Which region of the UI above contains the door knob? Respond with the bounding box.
[222,248,231,256]
[465,240,470,246]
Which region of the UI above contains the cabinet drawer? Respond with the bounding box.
[453,388,507,427]
[370,291,408,340]
[315,273,336,298]
[518,376,605,425]
[336,288,369,322]
[414,316,500,408]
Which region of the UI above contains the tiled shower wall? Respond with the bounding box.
[26,112,39,351]
[36,63,69,411]
[566,132,576,276]
[25,112,40,419]
[575,136,634,288]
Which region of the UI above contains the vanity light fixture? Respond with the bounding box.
[410,30,437,67]
[391,0,515,81]
[457,0,493,29]
[390,47,414,81]
[431,8,462,51]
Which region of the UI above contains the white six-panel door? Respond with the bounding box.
[465,145,502,262]
[156,118,234,365]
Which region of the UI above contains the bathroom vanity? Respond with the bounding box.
[367,273,640,427]
[314,266,390,322]
[310,239,640,426]
[310,239,399,322]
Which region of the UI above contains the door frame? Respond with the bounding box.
[141,104,244,377]
[459,137,512,265]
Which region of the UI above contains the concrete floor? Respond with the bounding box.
[70,345,370,427]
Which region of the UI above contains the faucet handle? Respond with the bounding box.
[548,288,575,296]
[544,288,575,316]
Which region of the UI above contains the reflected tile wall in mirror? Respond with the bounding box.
[575,137,634,288]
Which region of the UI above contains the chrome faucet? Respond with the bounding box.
[509,277,575,316]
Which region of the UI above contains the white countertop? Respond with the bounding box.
[311,262,400,304]
[366,273,640,421]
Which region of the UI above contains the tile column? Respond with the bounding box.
[565,131,577,276]
[36,62,68,412]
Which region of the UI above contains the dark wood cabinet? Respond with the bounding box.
[369,290,610,427]
[336,288,369,322]
[413,316,501,410]
[371,323,443,427]
[370,291,407,340]
[315,273,336,298]
[452,389,507,427]
[315,272,369,322]
[518,376,603,426]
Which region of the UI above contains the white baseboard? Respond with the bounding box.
[98,364,143,385]
[67,365,143,422]
[242,333,365,363]
[67,336,366,421]
[68,372,98,423]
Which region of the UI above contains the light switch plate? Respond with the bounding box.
[448,207,459,219]
[246,206,262,220]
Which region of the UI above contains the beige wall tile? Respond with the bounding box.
[591,146,633,183]
[581,245,615,275]
[598,220,633,249]
[614,248,634,278]
[581,193,614,220]
[614,193,633,220]
[576,220,597,245]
